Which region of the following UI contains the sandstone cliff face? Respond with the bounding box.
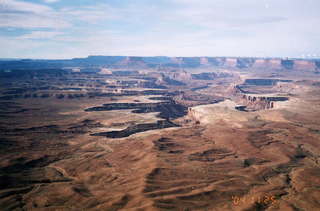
[252,59,267,68]
[200,57,209,65]
[294,60,317,71]
[186,100,252,126]
[243,58,318,71]
[238,95,274,111]
[187,107,198,122]
[251,59,282,69]
[99,68,113,74]
[168,71,192,82]
[231,84,289,111]
[208,57,225,66]
[225,58,237,67]
[236,58,255,68]
[2,56,318,71]
[268,59,282,69]
[117,56,147,67]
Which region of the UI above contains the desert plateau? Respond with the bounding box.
[0,56,320,210]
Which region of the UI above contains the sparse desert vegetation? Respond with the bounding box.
[0,57,320,210]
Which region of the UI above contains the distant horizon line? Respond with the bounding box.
[0,55,319,61]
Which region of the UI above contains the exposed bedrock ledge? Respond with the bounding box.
[242,79,292,86]
[86,100,188,138]
[232,79,293,95]
[85,101,188,120]
[91,120,179,138]
[239,95,274,111]
[236,94,289,111]
[191,72,233,80]
[231,79,290,111]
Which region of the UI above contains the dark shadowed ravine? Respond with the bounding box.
[86,101,187,138]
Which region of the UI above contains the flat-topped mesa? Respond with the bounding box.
[231,83,289,111]
[294,60,317,70]
[200,57,209,65]
[269,59,283,69]
[117,57,319,71]
[225,58,238,67]
[207,57,226,66]
[181,57,201,68]
[236,58,255,68]
[235,58,318,71]
[117,56,147,67]
[1,56,319,71]
[252,59,281,69]
[169,57,202,68]
[170,57,183,64]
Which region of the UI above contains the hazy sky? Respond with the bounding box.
[0,0,319,59]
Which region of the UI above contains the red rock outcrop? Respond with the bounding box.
[252,59,283,69]
[200,57,209,65]
[117,56,147,67]
[225,58,237,67]
[168,71,192,81]
[294,60,317,71]
[239,95,274,111]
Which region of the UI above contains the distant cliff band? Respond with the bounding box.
[0,56,319,71]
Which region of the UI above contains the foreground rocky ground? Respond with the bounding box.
[0,65,319,210]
